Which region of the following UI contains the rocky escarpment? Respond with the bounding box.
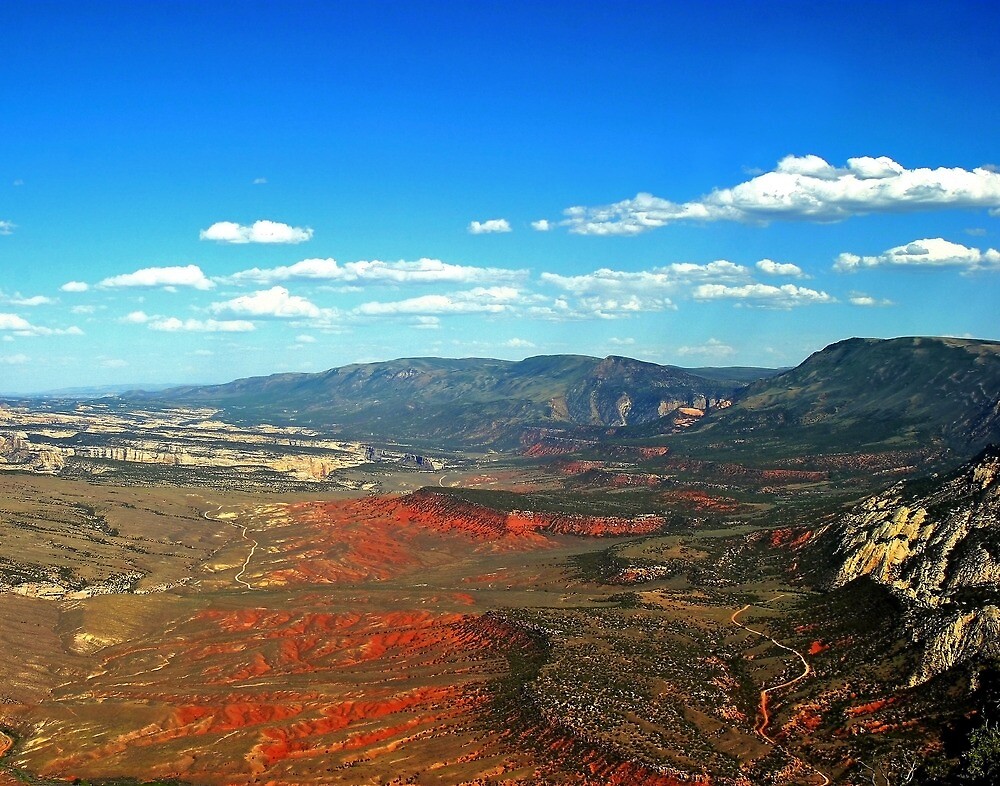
[399,489,666,540]
[826,445,1000,683]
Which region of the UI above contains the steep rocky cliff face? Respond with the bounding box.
[826,445,1000,683]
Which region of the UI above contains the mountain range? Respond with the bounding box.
[131,336,1000,466]
[131,354,775,449]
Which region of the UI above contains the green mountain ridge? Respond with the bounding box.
[657,336,1000,466]
[132,354,775,450]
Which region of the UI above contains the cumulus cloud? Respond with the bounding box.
[0,353,29,364]
[692,282,834,308]
[412,316,441,330]
[122,311,151,324]
[0,292,54,307]
[355,287,520,316]
[228,257,526,286]
[0,221,15,235]
[99,264,214,290]
[149,317,255,333]
[468,218,512,234]
[210,286,324,319]
[676,338,737,359]
[531,219,553,231]
[0,313,83,336]
[756,259,806,278]
[61,281,89,293]
[834,237,1000,273]
[564,155,1000,234]
[502,338,536,348]
[0,314,34,331]
[12,295,54,306]
[848,293,893,307]
[200,220,313,244]
[527,294,675,321]
[541,261,748,295]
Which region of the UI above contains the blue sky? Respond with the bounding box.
[2,1,999,392]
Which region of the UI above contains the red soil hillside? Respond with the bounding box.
[36,606,552,784]
[398,488,666,538]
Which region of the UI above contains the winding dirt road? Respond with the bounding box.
[730,601,812,741]
[731,600,830,785]
[203,505,258,591]
[232,523,258,591]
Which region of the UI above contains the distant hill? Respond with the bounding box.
[1,382,183,399]
[670,336,1000,464]
[133,355,777,450]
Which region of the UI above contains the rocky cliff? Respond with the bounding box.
[826,445,1000,683]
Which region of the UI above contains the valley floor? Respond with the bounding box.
[0,469,957,785]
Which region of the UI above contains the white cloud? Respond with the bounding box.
[0,312,83,337]
[122,311,151,324]
[531,219,553,231]
[295,334,317,343]
[11,295,54,306]
[210,286,324,319]
[355,287,520,316]
[0,221,14,236]
[32,325,83,336]
[502,338,536,349]
[966,227,988,237]
[563,155,1000,234]
[99,264,214,290]
[834,237,1000,273]
[0,292,55,307]
[540,261,748,295]
[252,177,267,185]
[468,218,512,234]
[527,293,675,321]
[200,219,313,244]
[756,259,806,278]
[412,316,440,330]
[848,293,893,307]
[676,338,737,359]
[608,337,636,346]
[0,313,64,336]
[0,353,29,364]
[61,281,89,293]
[149,317,255,333]
[692,282,834,308]
[228,257,526,286]
[71,305,97,315]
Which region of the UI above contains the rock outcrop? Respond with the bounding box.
[826,445,1000,683]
